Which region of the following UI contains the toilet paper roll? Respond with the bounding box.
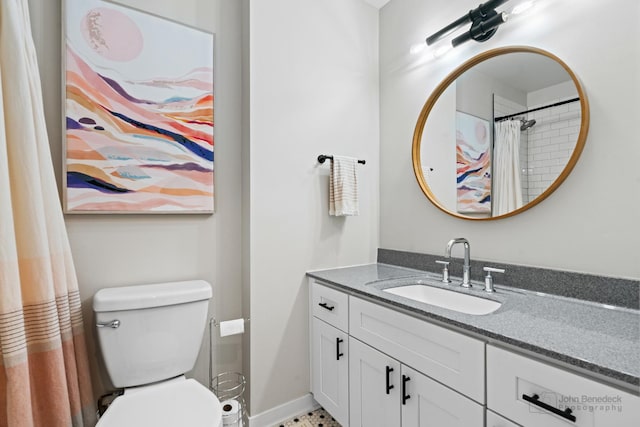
[219,319,245,337]
[221,399,240,426]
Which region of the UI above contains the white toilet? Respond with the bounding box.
[93,280,222,427]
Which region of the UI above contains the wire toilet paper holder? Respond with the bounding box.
[212,372,246,426]
[209,317,249,426]
[211,317,249,337]
[210,317,250,328]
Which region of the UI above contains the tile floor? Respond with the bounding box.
[274,407,341,427]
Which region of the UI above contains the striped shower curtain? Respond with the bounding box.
[0,0,95,425]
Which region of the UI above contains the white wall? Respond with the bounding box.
[528,80,578,107]
[380,0,640,279]
[248,0,379,415]
[456,68,526,122]
[29,0,244,398]
[421,83,457,209]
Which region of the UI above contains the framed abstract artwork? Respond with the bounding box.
[63,0,214,213]
[455,111,491,214]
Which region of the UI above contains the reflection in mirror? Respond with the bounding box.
[413,47,589,220]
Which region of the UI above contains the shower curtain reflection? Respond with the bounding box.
[493,120,524,216]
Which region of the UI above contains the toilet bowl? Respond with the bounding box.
[93,280,222,427]
[96,377,222,427]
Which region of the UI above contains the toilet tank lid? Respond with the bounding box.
[93,280,212,312]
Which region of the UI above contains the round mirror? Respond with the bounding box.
[412,46,589,220]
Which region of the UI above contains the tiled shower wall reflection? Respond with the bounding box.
[524,98,580,201]
[493,95,580,204]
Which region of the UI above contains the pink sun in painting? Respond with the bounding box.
[81,7,143,62]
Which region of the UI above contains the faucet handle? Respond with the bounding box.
[436,260,452,284]
[482,266,505,293]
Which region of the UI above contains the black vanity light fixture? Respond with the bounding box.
[426,0,517,49]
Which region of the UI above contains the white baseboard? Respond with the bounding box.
[248,393,318,427]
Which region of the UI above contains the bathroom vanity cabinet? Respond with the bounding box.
[311,280,483,427]
[309,278,640,427]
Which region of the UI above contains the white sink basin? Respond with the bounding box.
[383,284,501,315]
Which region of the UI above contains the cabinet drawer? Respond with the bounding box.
[311,281,348,332]
[349,296,485,403]
[487,345,640,427]
[486,410,521,427]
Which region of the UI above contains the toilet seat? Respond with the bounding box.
[97,377,222,427]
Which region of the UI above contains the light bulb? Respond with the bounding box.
[512,0,535,15]
[410,42,427,55]
[433,44,452,59]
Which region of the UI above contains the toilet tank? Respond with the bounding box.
[93,280,212,388]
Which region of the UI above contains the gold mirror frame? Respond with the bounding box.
[412,46,590,221]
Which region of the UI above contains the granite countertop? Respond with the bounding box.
[307,263,640,391]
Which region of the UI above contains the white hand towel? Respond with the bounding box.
[329,155,359,216]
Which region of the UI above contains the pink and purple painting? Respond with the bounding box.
[64,0,214,213]
[455,111,491,214]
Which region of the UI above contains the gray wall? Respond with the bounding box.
[29,0,244,398]
[380,0,640,279]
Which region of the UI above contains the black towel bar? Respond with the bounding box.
[317,154,366,165]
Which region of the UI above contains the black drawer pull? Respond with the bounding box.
[336,338,344,360]
[319,302,335,311]
[402,375,411,405]
[385,366,394,395]
[522,393,576,423]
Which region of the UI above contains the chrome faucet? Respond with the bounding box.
[445,238,472,288]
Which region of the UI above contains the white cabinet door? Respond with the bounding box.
[486,410,521,427]
[401,365,484,427]
[349,337,401,427]
[312,317,349,427]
